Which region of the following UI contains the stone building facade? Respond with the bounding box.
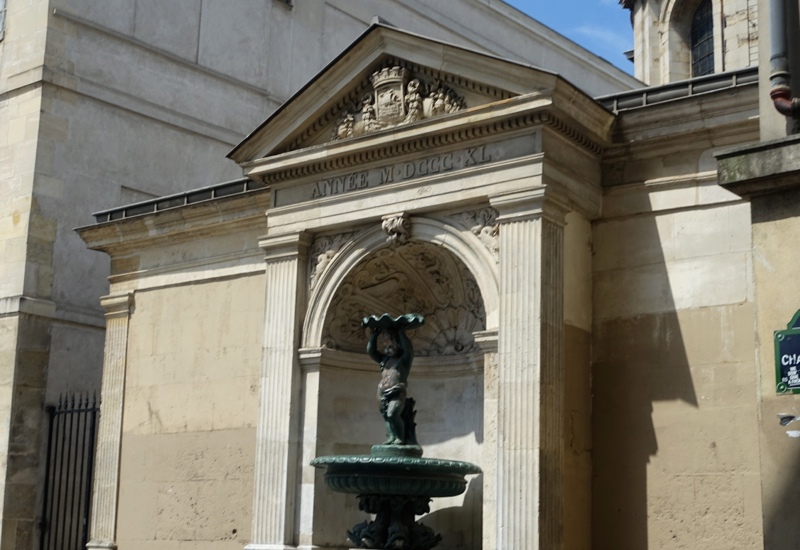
[74,0,794,547]
[0,2,639,548]
[625,0,759,84]
[7,0,799,548]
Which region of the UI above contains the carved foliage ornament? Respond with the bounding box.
[322,241,486,356]
[381,214,411,247]
[309,231,357,290]
[331,66,467,142]
[452,208,499,261]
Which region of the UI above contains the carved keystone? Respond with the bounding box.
[381,213,411,246]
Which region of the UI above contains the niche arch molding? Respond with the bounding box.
[302,214,500,350]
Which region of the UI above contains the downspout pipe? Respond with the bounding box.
[770,0,800,117]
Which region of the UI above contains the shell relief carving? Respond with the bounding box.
[330,66,467,142]
[322,240,486,356]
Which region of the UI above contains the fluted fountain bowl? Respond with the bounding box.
[311,455,482,498]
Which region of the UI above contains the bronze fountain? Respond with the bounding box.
[311,313,481,550]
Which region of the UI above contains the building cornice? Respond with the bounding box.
[76,189,270,257]
[717,134,800,197]
[243,90,612,186]
[603,81,759,160]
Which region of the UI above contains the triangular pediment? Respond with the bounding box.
[228,24,564,164]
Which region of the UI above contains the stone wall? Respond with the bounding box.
[749,188,800,550]
[591,182,763,549]
[0,1,56,548]
[115,275,264,549]
[563,212,593,550]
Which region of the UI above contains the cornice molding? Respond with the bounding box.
[260,231,313,261]
[77,192,270,257]
[249,108,603,189]
[0,296,57,318]
[100,293,133,317]
[490,187,571,225]
[606,84,759,155]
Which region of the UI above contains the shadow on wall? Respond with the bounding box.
[591,213,698,550]
[750,187,800,550]
[420,476,483,550]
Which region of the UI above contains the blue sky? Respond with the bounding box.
[504,0,635,75]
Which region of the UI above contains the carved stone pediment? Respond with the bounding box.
[322,240,486,356]
[328,66,469,144]
[277,56,515,155]
[228,25,604,165]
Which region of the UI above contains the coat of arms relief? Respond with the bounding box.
[331,66,467,141]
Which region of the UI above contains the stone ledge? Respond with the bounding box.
[716,134,800,197]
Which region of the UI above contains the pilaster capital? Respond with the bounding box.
[489,187,570,226]
[259,231,313,262]
[99,293,133,318]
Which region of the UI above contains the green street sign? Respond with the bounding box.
[775,310,800,394]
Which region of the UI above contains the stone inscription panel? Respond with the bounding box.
[273,133,540,208]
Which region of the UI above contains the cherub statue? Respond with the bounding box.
[362,313,424,445]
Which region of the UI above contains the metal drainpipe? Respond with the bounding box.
[770,0,800,117]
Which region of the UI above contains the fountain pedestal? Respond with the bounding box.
[311,453,481,550]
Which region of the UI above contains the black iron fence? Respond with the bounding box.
[40,393,99,550]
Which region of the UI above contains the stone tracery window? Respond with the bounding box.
[691,0,714,76]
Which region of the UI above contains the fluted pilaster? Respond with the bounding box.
[491,190,566,550]
[87,293,134,550]
[247,232,311,550]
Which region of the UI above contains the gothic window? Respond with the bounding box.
[691,0,714,76]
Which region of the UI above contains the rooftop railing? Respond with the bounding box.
[92,177,266,224]
[595,66,758,113]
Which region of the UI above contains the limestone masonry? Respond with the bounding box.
[5,0,800,549]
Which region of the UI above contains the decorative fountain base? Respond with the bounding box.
[312,313,481,550]
[311,453,481,550]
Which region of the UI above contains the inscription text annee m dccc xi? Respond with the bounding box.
[310,145,493,200]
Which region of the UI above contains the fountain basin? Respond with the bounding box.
[311,455,481,498]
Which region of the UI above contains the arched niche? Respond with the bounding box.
[302,215,500,351]
[307,236,490,550]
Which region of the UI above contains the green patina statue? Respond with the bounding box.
[362,313,424,448]
[312,311,481,550]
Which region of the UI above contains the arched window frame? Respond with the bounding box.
[660,0,723,83]
[690,0,715,76]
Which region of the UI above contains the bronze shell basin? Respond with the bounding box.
[311,455,482,498]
